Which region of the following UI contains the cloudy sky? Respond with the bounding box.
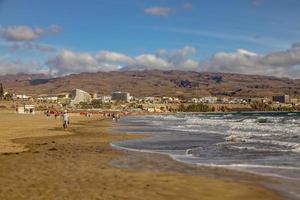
[0,0,300,78]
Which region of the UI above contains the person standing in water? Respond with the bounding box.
[63,111,69,130]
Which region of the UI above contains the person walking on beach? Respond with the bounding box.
[63,111,69,130]
[54,111,59,119]
[116,113,120,122]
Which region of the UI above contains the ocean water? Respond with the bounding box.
[112,112,300,196]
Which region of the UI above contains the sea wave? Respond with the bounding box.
[116,113,300,182]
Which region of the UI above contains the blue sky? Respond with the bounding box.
[0,0,300,77]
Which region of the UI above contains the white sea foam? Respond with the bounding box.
[222,163,300,170]
[116,113,300,183]
[292,144,300,152]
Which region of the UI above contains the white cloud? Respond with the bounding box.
[155,46,196,69]
[165,46,196,60]
[123,46,196,70]
[47,47,196,74]
[0,25,61,42]
[46,50,119,76]
[126,54,171,70]
[199,43,300,78]
[4,43,300,78]
[95,51,133,63]
[180,59,198,70]
[0,58,44,75]
[9,42,57,52]
[144,7,172,17]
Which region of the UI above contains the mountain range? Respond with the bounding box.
[0,70,299,98]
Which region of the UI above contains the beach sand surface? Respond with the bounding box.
[0,113,282,200]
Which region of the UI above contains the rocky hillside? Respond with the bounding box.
[1,70,300,98]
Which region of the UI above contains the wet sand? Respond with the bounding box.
[0,113,282,200]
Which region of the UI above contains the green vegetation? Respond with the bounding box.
[250,102,297,112]
[250,102,273,111]
[77,100,112,109]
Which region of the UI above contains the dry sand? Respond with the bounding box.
[0,113,282,200]
[0,113,72,153]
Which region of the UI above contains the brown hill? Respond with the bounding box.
[1,70,300,98]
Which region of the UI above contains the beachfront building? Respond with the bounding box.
[12,94,32,101]
[202,96,218,104]
[162,97,174,103]
[97,95,112,103]
[189,98,201,103]
[188,97,218,104]
[111,91,130,102]
[17,104,35,114]
[37,95,58,102]
[142,97,155,103]
[273,95,290,103]
[69,89,91,106]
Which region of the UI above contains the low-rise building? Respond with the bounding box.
[111,91,130,102]
[143,97,155,103]
[37,95,58,102]
[17,104,35,114]
[13,94,32,101]
[97,95,112,103]
[273,95,290,103]
[202,96,218,104]
[189,98,201,103]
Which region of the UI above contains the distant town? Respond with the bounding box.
[0,82,299,114]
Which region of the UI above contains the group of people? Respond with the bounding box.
[45,110,123,130]
[103,112,121,122]
[44,110,69,130]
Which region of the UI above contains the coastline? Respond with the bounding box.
[0,113,282,200]
[111,113,300,199]
[110,130,300,200]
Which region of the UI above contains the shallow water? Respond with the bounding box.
[112,112,300,198]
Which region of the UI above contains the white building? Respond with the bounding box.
[13,94,31,101]
[201,96,218,104]
[143,97,155,103]
[111,91,130,102]
[189,98,201,103]
[97,96,112,103]
[17,105,35,114]
[70,89,91,106]
[37,95,58,102]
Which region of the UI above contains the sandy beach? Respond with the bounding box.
[0,113,282,200]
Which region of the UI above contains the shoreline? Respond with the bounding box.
[0,113,283,199]
[111,137,300,200]
[110,114,300,199]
